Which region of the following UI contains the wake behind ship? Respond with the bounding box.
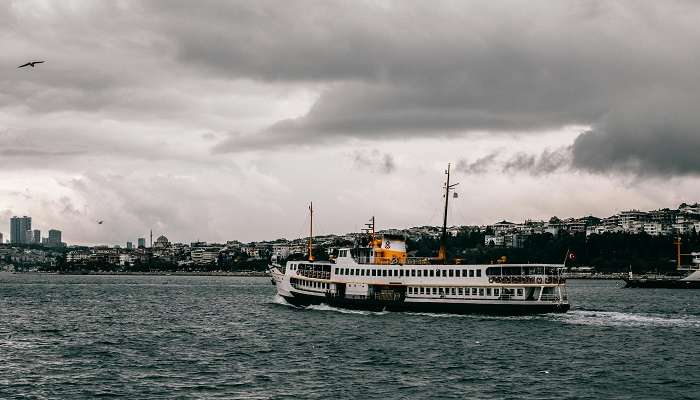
[269,164,570,315]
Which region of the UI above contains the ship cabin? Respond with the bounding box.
[337,234,408,265]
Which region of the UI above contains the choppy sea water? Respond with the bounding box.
[1,274,698,399]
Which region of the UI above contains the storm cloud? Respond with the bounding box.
[3,1,700,244]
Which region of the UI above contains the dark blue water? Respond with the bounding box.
[1,274,698,399]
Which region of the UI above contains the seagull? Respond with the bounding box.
[97,220,104,225]
[18,61,45,68]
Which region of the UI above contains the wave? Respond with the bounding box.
[271,294,300,308]
[305,303,389,316]
[554,310,700,328]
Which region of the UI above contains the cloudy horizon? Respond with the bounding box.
[3,0,700,245]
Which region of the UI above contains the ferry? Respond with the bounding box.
[269,164,570,315]
[623,238,700,289]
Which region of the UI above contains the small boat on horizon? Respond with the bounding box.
[623,239,700,289]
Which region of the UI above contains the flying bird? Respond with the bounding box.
[97,220,104,225]
[17,61,45,68]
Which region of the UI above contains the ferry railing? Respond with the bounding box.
[539,294,560,302]
[490,276,566,284]
[352,256,439,265]
[297,270,330,280]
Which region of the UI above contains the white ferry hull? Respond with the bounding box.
[280,291,569,315]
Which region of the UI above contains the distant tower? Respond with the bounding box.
[150,230,153,248]
[137,238,146,248]
[48,229,62,247]
[10,216,32,244]
[32,229,41,244]
[126,241,133,250]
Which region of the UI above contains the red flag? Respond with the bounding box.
[568,252,576,260]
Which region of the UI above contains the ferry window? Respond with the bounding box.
[476,269,482,277]
[451,288,456,295]
[462,269,468,276]
[517,289,524,297]
[469,270,474,277]
[479,288,484,296]
[432,288,437,295]
[442,270,447,277]
[449,270,454,277]
[471,288,477,295]
[407,287,412,294]
[411,269,416,277]
[371,269,376,277]
[429,270,434,277]
[334,268,339,274]
[486,288,492,296]
[383,270,387,277]
[417,270,422,277]
[494,289,500,297]
[400,270,404,277]
[456,270,461,277]
[458,288,463,295]
[420,287,425,294]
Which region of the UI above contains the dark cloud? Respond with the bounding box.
[572,94,700,176]
[352,150,396,174]
[457,153,498,175]
[503,147,572,176]
[198,0,700,168]
[457,148,571,176]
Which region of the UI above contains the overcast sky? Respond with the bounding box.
[2,0,700,245]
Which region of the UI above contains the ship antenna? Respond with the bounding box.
[438,163,459,263]
[308,202,315,262]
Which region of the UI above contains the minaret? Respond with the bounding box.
[150,230,153,248]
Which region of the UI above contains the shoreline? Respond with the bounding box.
[7,271,270,277]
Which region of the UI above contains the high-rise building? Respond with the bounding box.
[0,232,3,244]
[32,229,41,244]
[126,241,133,250]
[137,238,146,248]
[10,216,32,244]
[48,229,62,246]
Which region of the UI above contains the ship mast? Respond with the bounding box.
[438,163,459,263]
[308,202,315,262]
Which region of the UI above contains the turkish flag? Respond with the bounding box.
[568,252,576,260]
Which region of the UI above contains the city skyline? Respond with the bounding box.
[3,2,700,245]
[4,201,700,247]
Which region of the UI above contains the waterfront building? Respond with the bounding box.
[10,216,32,244]
[484,234,505,247]
[137,238,146,248]
[126,241,133,250]
[0,232,3,244]
[32,230,41,244]
[48,230,62,247]
[191,246,220,265]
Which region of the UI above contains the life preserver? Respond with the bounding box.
[494,277,501,283]
[536,277,543,284]
[488,277,494,283]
